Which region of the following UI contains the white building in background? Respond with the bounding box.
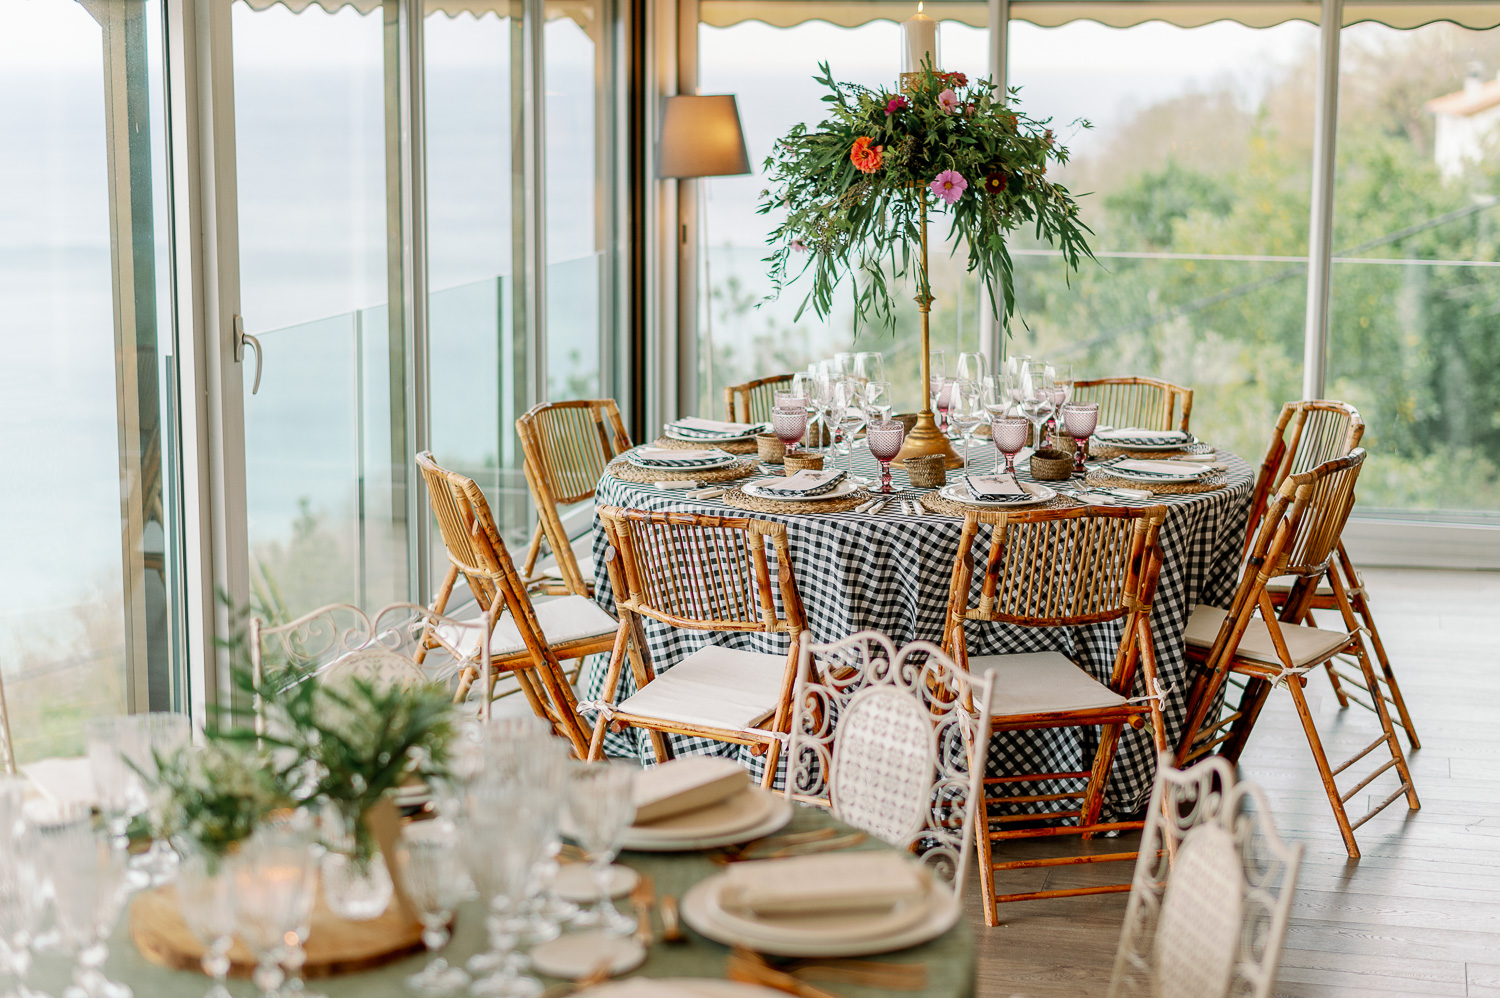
[1427,68,1500,179]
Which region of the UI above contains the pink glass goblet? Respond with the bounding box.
[932,377,955,433]
[992,417,1030,476]
[771,407,808,457]
[1061,402,1100,476]
[866,420,905,494]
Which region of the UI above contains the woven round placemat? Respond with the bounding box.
[719,486,872,515]
[1085,468,1229,494]
[919,490,1080,517]
[607,459,757,484]
[1088,440,1213,461]
[651,436,758,455]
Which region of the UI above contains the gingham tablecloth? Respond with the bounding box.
[582,443,1253,817]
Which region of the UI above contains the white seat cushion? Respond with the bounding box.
[1264,580,1334,596]
[437,595,617,659]
[1184,604,1351,668]
[966,651,1127,717]
[617,644,789,731]
[539,534,597,581]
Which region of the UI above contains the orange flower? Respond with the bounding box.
[850,136,884,174]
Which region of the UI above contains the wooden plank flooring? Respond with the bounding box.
[965,568,1500,997]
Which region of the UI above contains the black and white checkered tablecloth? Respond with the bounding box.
[581,444,1253,818]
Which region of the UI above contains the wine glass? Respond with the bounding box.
[1061,403,1100,476]
[85,716,151,885]
[1018,362,1055,453]
[129,713,192,886]
[771,406,807,458]
[866,421,905,494]
[823,375,850,459]
[1045,363,1073,448]
[177,850,238,998]
[42,813,132,998]
[812,362,839,453]
[929,350,947,384]
[789,371,817,448]
[461,779,550,997]
[0,817,46,998]
[234,823,318,998]
[833,352,855,378]
[983,374,1016,421]
[835,379,865,474]
[565,763,638,937]
[399,821,470,997]
[864,380,892,422]
[931,378,956,434]
[853,352,885,386]
[950,381,985,472]
[956,351,987,385]
[1001,353,1030,380]
[992,417,1030,476]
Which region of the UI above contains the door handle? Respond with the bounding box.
[233,314,262,395]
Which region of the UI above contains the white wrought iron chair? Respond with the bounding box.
[1106,752,1303,998]
[785,631,995,898]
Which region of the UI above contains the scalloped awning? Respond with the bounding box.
[697,0,1500,30]
[236,0,596,23]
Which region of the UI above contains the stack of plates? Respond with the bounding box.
[625,446,737,471]
[1093,428,1197,452]
[664,417,768,444]
[621,784,792,851]
[681,852,960,957]
[938,481,1056,508]
[1103,458,1215,484]
[742,477,862,503]
[581,982,788,998]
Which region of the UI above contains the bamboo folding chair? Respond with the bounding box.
[1072,377,1193,433]
[515,399,633,597]
[724,374,794,424]
[0,666,14,776]
[589,506,808,789]
[1106,753,1303,998]
[414,452,617,756]
[1246,400,1419,750]
[1176,450,1420,859]
[942,505,1171,921]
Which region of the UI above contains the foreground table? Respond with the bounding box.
[33,806,973,998]
[586,444,1254,816]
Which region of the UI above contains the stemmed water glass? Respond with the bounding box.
[399,821,470,997]
[835,379,865,473]
[983,374,1016,422]
[1061,403,1100,476]
[864,380,892,422]
[460,779,550,998]
[788,372,817,449]
[956,351,987,385]
[811,362,839,454]
[992,417,1030,476]
[950,381,984,472]
[931,378,955,434]
[1045,363,1073,448]
[832,352,855,378]
[85,716,151,887]
[866,421,905,494]
[565,764,638,937]
[130,713,192,886]
[1018,363,1056,453]
[176,851,237,998]
[234,823,318,998]
[42,813,133,998]
[770,406,807,459]
[0,794,46,998]
[853,351,884,387]
[822,375,850,460]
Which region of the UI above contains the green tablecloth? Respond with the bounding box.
[30,804,974,998]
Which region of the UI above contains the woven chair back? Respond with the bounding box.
[516,399,632,506]
[950,506,1168,627]
[1072,377,1193,433]
[1245,400,1363,552]
[724,374,794,423]
[598,506,806,635]
[1268,448,1366,580]
[416,452,513,610]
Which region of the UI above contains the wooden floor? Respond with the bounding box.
[964,567,1500,998]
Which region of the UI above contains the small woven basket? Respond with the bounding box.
[757,433,787,464]
[905,454,948,489]
[783,452,825,473]
[1030,448,1074,481]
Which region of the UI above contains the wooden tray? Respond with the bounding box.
[130,884,426,979]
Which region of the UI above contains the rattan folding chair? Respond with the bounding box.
[0,667,14,776]
[515,399,633,596]
[724,374,794,424]
[414,452,616,755]
[589,506,808,788]
[786,631,994,899]
[1107,752,1303,998]
[1176,449,1419,858]
[942,505,1171,920]
[1072,377,1193,433]
[1246,400,1419,750]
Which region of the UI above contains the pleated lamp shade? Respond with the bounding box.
[658,95,752,178]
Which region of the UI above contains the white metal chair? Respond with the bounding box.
[1107,752,1303,998]
[785,631,995,898]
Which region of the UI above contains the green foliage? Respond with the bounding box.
[1105,161,1233,250]
[759,62,1094,333]
[143,742,292,864]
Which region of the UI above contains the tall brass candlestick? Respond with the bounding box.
[894,191,962,468]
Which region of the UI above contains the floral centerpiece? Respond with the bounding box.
[144,741,291,871]
[760,62,1093,331]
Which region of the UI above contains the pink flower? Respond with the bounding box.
[885,95,908,116]
[937,88,960,114]
[791,238,808,252]
[930,169,968,204]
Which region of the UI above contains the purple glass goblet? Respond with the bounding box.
[866,420,905,494]
[771,406,808,457]
[1061,402,1100,476]
[991,417,1030,476]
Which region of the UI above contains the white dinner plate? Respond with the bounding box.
[682,872,961,957]
[583,980,789,998]
[626,787,781,846]
[705,867,935,945]
[742,478,863,502]
[1103,460,1214,483]
[621,791,793,852]
[938,481,1056,508]
[626,454,740,472]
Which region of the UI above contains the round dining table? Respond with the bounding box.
[33,806,974,998]
[585,438,1254,818]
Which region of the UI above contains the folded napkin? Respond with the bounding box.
[721,852,928,918]
[1112,459,1211,478]
[965,474,1027,500]
[588,982,707,998]
[634,757,749,825]
[757,469,846,497]
[1095,427,1192,444]
[21,757,97,810]
[667,417,763,438]
[630,446,725,464]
